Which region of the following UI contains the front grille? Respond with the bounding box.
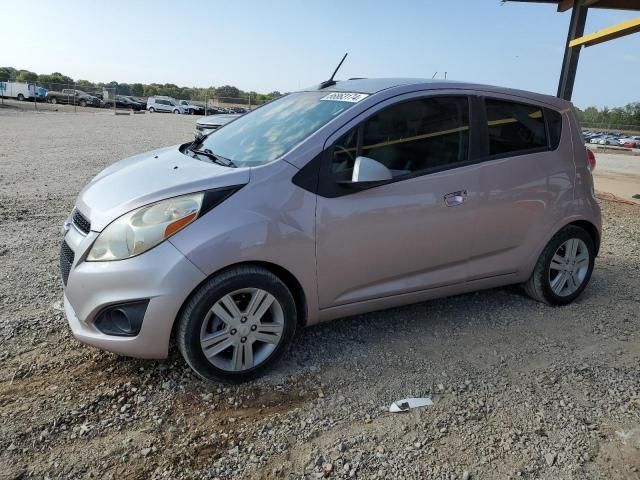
[59,241,74,286]
[72,209,91,234]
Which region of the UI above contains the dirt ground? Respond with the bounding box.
[592,151,640,203]
[0,108,639,479]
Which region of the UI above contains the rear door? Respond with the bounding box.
[315,93,482,308]
[468,96,573,280]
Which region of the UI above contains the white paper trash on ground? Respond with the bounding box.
[389,397,433,413]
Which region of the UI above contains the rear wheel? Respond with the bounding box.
[79,99,87,107]
[17,93,24,101]
[177,266,297,383]
[173,109,180,114]
[524,225,595,305]
[50,97,57,104]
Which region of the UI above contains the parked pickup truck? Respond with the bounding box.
[46,89,102,107]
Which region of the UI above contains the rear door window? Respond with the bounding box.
[485,99,547,156]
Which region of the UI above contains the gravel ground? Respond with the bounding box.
[0,109,639,480]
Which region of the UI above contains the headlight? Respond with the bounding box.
[87,193,204,261]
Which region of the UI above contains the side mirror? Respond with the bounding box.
[352,156,392,182]
[336,156,392,189]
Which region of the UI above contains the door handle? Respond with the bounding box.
[444,190,467,207]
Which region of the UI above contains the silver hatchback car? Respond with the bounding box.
[60,78,601,383]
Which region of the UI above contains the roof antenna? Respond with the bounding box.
[431,71,438,79]
[319,53,348,89]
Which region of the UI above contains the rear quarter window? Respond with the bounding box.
[546,108,563,150]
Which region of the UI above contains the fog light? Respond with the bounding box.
[94,300,149,337]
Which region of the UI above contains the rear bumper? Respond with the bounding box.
[62,227,206,359]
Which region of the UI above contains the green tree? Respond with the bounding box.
[215,85,240,99]
[0,67,17,81]
[16,70,38,82]
[117,83,131,95]
[38,72,74,89]
[76,79,96,90]
[143,84,158,97]
[130,83,144,96]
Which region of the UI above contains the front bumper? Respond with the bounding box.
[61,223,206,358]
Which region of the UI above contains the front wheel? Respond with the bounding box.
[17,93,24,101]
[173,109,180,114]
[79,99,87,107]
[177,266,297,383]
[148,107,155,113]
[524,225,595,305]
[50,97,57,104]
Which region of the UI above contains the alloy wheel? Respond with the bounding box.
[548,238,590,296]
[199,288,284,372]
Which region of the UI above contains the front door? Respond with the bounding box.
[315,94,480,309]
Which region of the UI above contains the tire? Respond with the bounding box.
[50,97,57,104]
[524,225,595,306]
[79,99,87,107]
[177,266,297,383]
[173,109,180,114]
[17,94,24,101]
[148,107,155,113]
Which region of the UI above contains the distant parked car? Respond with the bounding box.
[103,95,142,111]
[147,97,184,114]
[47,89,102,107]
[194,113,241,139]
[178,100,206,115]
[125,96,147,109]
[204,106,227,115]
[592,136,617,145]
[622,140,638,148]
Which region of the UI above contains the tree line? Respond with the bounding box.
[0,66,282,103]
[576,103,640,130]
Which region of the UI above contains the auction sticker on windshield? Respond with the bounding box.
[320,92,369,103]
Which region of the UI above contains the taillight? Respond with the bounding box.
[586,149,596,172]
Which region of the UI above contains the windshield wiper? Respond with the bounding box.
[190,148,237,168]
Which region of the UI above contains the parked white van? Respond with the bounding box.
[0,81,35,101]
[147,96,185,114]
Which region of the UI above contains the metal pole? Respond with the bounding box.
[74,82,77,113]
[557,0,588,100]
[113,88,116,115]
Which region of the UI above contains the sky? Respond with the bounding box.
[2,0,639,108]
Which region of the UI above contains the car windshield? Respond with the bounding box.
[196,91,363,167]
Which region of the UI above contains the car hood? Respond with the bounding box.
[197,114,241,127]
[76,144,250,231]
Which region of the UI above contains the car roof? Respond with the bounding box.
[302,78,571,110]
